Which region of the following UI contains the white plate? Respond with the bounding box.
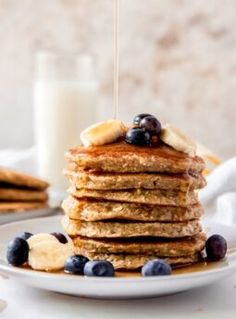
[0,207,61,225]
[0,216,236,299]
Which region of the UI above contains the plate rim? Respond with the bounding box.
[0,207,60,226]
[0,216,236,283]
[0,258,235,283]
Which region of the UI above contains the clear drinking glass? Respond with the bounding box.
[33,51,98,192]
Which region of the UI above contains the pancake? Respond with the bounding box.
[62,196,204,222]
[64,170,206,191]
[0,202,48,213]
[69,187,198,207]
[0,168,49,190]
[74,251,203,269]
[62,216,202,238]
[72,232,206,256]
[0,188,48,202]
[66,141,205,174]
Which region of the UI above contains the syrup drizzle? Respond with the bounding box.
[113,0,120,119]
[116,258,229,277]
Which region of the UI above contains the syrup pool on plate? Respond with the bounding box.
[19,258,229,278]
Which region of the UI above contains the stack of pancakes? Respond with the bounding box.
[62,142,206,270]
[0,168,49,213]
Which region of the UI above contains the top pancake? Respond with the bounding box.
[66,141,205,174]
[0,168,49,190]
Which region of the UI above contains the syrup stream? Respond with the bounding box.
[113,0,120,119]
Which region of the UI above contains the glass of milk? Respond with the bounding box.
[33,52,98,193]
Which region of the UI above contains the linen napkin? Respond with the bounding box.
[0,147,36,175]
[200,157,236,226]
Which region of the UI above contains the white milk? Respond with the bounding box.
[34,53,98,191]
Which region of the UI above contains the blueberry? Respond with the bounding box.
[140,116,162,136]
[133,113,152,126]
[84,260,115,277]
[7,237,29,266]
[125,128,151,146]
[142,259,172,276]
[17,232,33,241]
[206,234,227,261]
[64,255,89,274]
[51,232,68,244]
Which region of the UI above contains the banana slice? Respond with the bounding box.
[28,241,73,271]
[160,124,196,156]
[27,233,58,249]
[80,120,126,147]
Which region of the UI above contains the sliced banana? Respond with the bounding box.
[28,241,73,271]
[27,233,58,249]
[160,124,196,156]
[80,120,126,147]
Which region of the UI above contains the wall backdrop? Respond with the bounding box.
[0,0,235,158]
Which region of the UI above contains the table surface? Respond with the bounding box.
[0,273,236,319]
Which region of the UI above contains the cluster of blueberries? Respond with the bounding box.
[125,114,162,146]
[7,232,227,277]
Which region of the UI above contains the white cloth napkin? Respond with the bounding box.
[200,157,236,226]
[0,147,37,175]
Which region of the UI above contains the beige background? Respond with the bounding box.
[0,0,235,158]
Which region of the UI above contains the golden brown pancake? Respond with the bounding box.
[62,196,203,222]
[69,186,198,207]
[64,170,206,191]
[0,168,49,190]
[0,188,48,202]
[66,141,205,174]
[0,202,48,213]
[62,215,202,238]
[72,232,206,256]
[74,251,203,269]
